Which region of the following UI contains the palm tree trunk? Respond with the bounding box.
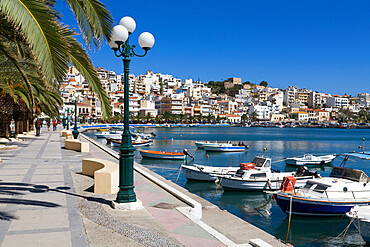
[13,103,26,135]
[23,111,30,132]
[0,94,14,138]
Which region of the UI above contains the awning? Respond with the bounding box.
[340,152,370,160]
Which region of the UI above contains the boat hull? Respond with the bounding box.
[354,220,370,243]
[111,140,151,147]
[220,176,309,191]
[204,146,245,152]
[195,142,219,149]
[140,151,186,160]
[182,165,238,182]
[274,193,370,216]
[284,155,335,166]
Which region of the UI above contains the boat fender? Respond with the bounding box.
[280,176,296,193]
[240,163,255,170]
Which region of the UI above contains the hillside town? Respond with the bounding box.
[61,66,370,125]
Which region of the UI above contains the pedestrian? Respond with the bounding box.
[47,120,51,131]
[53,119,57,131]
[35,118,42,136]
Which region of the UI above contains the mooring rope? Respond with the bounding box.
[286,196,293,243]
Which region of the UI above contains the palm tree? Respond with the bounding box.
[0,0,113,123]
[250,112,258,121]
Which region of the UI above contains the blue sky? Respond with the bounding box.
[58,0,370,95]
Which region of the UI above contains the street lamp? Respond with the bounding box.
[72,94,79,139]
[110,16,155,205]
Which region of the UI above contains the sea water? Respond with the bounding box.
[85,127,370,246]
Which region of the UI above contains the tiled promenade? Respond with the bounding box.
[0,127,286,247]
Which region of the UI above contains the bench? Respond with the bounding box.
[61,130,72,137]
[82,158,119,194]
[65,139,89,152]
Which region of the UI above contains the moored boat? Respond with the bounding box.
[111,137,152,147]
[274,152,370,216]
[284,154,336,166]
[347,205,370,244]
[95,131,112,138]
[203,143,247,152]
[182,164,239,181]
[97,128,110,132]
[220,157,316,191]
[96,131,121,139]
[140,150,186,160]
[195,141,219,149]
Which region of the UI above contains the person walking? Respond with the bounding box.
[35,119,42,136]
[47,120,51,131]
[53,119,57,131]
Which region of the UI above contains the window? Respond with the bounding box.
[313,184,329,193]
[303,183,313,189]
[235,169,245,177]
[250,173,267,178]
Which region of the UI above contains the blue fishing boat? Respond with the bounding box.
[273,152,370,216]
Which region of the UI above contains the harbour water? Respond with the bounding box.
[85,127,370,246]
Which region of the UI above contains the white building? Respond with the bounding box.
[326,96,349,108]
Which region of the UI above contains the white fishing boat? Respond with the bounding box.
[347,205,370,244]
[203,143,247,152]
[195,141,219,149]
[284,154,336,166]
[220,157,315,191]
[95,131,113,138]
[274,152,370,216]
[182,164,239,181]
[140,150,186,160]
[110,137,151,147]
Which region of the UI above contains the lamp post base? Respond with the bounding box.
[72,130,79,139]
[111,199,143,211]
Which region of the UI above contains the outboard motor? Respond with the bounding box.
[183,149,194,159]
[295,166,309,177]
[296,166,321,178]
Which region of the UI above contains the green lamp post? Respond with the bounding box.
[110,16,155,204]
[66,108,70,130]
[72,94,80,139]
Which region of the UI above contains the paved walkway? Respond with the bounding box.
[0,128,87,247]
[0,128,286,247]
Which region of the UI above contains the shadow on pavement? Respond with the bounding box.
[0,181,111,222]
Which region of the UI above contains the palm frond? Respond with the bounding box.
[0,0,69,81]
[65,0,113,49]
[0,41,35,110]
[63,30,111,118]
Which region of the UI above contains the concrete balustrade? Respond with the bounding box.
[65,139,89,152]
[82,158,119,194]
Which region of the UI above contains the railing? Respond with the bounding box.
[298,188,370,200]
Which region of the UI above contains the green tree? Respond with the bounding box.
[0,0,113,119]
[260,81,268,87]
[250,112,258,121]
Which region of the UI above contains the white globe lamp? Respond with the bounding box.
[109,25,129,48]
[119,16,136,34]
[138,32,155,50]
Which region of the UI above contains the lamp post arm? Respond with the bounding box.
[130,45,148,57]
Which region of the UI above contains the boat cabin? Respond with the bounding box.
[329,167,369,183]
[233,157,271,178]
